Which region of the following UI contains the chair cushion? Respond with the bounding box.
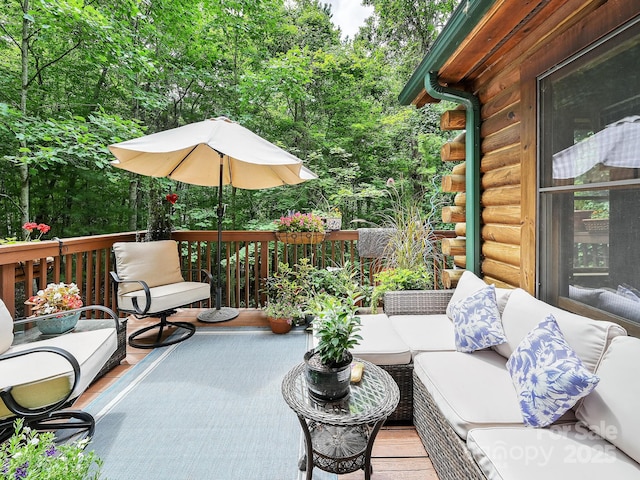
[0,328,117,419]
[118,282,211,314]
[507,315,599,428]
[413,350,525,439]
[467,424,640,480]
[113,240,185,294]
[576,336,640,464]
[495,288,626,372]
[348,314,412,365]
[390,314,456,356]
[446,271,512,319]
[449,285,506,353]
[0,301,14,354]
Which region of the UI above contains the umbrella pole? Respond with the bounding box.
[197,153,239,323]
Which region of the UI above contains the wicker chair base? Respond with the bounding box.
[413,370,487,480]
[378,363,413,422]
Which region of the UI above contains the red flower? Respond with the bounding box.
[22,222,38,232]
[37,223,51,234]
[166,193,178,205]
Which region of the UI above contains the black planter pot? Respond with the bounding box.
[303,349,352,401]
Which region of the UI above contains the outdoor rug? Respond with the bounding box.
[86,328,337,480]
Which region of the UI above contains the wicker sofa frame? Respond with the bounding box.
[380,289,488,478]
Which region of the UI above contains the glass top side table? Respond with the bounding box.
[281,359,400,479]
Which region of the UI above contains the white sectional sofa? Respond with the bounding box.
[351,271,640,480]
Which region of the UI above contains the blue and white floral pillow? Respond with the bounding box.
[506,314,600,427]
[449,285,507,353]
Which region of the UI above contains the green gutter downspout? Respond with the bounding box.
[398,0,494,277]
[426,72,481,276]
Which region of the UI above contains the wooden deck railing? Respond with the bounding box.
[0,229,454,319]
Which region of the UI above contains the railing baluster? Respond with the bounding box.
[1,230,451,317]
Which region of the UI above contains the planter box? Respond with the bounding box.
[275,232,325,244]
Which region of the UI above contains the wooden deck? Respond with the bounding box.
[77,308,439,480]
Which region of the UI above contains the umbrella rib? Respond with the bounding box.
[167,145,199,178]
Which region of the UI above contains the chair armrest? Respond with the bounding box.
[383,290,455,316]
[14,305,120,331]
[110,271,152,315]
[0,346,80,417]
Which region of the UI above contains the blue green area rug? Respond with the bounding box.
[86,328,337,480]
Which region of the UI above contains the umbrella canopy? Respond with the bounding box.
[109,116,316,187]
[552,115,640,179]
[109,116,317,323]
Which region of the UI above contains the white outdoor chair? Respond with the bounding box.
[110,240,212,349]
[0,302,119,442]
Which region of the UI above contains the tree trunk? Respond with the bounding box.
[19,0,30,228]
[128,176,139,231]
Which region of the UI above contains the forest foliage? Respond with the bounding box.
[0,0,458,239]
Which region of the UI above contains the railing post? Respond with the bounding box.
[0,263,17,318]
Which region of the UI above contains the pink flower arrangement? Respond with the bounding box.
[275,212,325,233]
[22,222,51,241]
[25,282,83,316]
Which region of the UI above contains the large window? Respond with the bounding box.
[538,19,640,333]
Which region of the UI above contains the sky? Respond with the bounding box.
[323,0,375,39]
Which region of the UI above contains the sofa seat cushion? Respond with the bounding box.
[390,314,456,356]
[576,336,640,463]
[118,281,211,314]
[495,288,627,372]
[0,328,117,419]
[349,314,412,365]
[467,424,640,480]
[413,350,525,439]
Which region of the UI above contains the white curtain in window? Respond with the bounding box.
[552,116,640,179]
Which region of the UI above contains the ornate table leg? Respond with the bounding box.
[296,416,314,480]
[363,419,386,480]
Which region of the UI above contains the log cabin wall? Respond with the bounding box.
[434,0,638,293]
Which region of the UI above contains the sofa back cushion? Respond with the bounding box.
[576,336,640,463]
[495,288,626,372]
[0,300,14,354]
[445,271,512,319]
[113,240,184,295]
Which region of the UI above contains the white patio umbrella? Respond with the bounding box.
[109,116,317,322]
[552,115,640,179]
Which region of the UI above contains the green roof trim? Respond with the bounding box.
[398,0,496,105]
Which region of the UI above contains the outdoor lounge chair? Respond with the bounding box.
[0,302,119,442]
[110,240,212,349]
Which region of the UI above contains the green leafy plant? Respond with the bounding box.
[380,178,443,272]
[263,301,299,321]
[262,260,315,318]
[370,266,432,313]
[0,419,103,479]
[308,262,362,299]
[308,292,362,367]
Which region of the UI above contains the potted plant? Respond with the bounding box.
[262,260,315,332]
[274,211,325,244]
[24,282,84,334]
[304,291,362,401]
[263,301,298,334]
[368,177,442,312]
[370,266,432,313]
